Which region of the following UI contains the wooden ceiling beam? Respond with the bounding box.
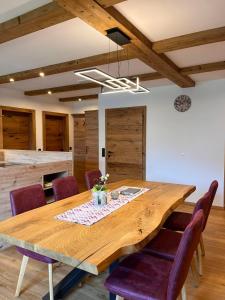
[130,72,164,81]
[0,49,134,84]
[97,0,126,7]
[55,0,194,88]
[181,61,225,75]
[24,60,225,96]
[59,94,98,102]
[25,82,99,96]
[152,26,225,53]
[0,0,125,45]
[0,2,73,45]
[132,61,225,81]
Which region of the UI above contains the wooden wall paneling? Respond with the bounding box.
[0,106,36,150]
[106,106,146,182]
[42,111,69,152]
[85,110,99,172]
[73,114,86,191]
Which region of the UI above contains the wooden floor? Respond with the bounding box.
[0,204,224,300]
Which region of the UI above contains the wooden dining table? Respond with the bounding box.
[0,179,195,300]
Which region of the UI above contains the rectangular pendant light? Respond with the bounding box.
[74,68,150,94]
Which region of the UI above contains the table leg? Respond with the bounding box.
[43,260,120,300]
[109,261,120,300]
[42,268,87,300]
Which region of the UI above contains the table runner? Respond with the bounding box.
[55,186,149,226]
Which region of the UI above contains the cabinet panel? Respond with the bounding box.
[43,112,69,152]
[0,106,36,150]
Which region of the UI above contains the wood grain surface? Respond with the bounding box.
[0,160,72,221]
[0,179,195,275]
[106,107,146,182]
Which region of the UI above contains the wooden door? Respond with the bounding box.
[43,112,69,151]
[106,106,146,182]
[85,110,99,172]
[1,107,36,150]
[73,114,86,191]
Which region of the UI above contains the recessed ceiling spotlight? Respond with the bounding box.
[48,90,52,95]
[39,72,45,77]
[78,98,82,102]
[9,78,15,82]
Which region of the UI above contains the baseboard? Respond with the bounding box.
[184,201,224,210]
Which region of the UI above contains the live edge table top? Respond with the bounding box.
[0,179,195,275]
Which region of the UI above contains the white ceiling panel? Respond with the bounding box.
[0,0,52,23]
[116,0,225,41]
[167,41,225,68]
[0,18,119,76]
[0,0,225,94]
[190,70,225,82]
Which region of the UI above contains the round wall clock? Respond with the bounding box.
[174,95,191,112]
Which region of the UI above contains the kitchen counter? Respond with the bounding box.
[0,150,73,222]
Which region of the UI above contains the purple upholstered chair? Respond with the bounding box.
[52,175,79,201]
[105,210,204,300]
[163,180,218,257]
[142,192,212,277]
[85,169,102,190]
[10,184,56,300]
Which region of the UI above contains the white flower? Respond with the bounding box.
[100,176,104,181]
[106,173,110,178]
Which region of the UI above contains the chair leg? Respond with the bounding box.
[200,234,205,256]
[190,259,199,287]
[196,246,203,276]
[181,284,187,300]
[15,255,29,297]
[48,264,54,300]
[116,296,124,300]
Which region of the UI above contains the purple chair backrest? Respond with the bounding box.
[10,184,46,216]
[167,210,204,300]
[192,180,218,231]
[207,180,218,203]
[85,169,102,190]
[52,176,79,201]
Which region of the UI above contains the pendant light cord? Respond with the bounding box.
[108,38,110,74]
[117,42,121,78]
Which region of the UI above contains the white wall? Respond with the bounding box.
[0,87,75,150]
[1,79,225,207]
[72,99,98,113]
[97,79,225,207]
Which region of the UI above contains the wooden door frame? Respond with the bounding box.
[0,105,36,150]
[105,106,146,180]
[42,111,69,151]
